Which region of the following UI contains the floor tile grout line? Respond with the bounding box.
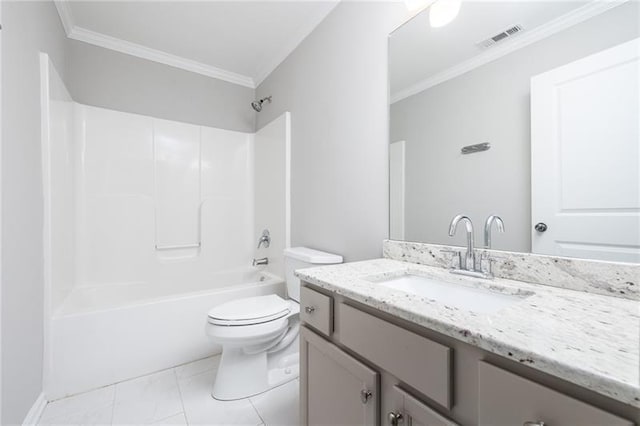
[110,382,117,425]
[44,356,251,426]
[152,411,187,425]
[173,368,190,425]
[247,397,266,425]
[43,355,220,415]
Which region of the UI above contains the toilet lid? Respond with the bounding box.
[207,295,290,326]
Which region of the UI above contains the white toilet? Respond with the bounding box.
[205,247,342,400]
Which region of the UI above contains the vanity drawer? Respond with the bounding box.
[300,286,333,337]
[337,302,452,409]
[478,362,634,426]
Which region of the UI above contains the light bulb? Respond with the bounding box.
[429,0,461,28]
[404,0,432,12]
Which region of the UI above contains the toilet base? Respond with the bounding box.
[211,334,299,400]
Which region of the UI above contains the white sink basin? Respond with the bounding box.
[373,274,531,314]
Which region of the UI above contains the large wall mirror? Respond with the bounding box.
[389,1,640,263]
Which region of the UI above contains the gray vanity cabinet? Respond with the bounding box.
[300,326,379,426]
[478,362,634,426]
[389,386,459,426]
[337,302,452,409]
[300,286,333,337]
[300,284,638,426]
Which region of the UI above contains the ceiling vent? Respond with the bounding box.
[476,24,524,49]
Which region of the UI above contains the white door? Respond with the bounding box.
[531,38,640,262]
[390,140,406,240]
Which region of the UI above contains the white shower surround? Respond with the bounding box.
[40,55,291,399]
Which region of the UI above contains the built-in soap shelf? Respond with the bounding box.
[155,242,201,250]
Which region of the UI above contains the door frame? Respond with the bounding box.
[0,2,4,420]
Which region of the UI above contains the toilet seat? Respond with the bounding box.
[206,299,299,346]
[208,294,290,326]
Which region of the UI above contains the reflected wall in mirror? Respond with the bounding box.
[389,1,640,263]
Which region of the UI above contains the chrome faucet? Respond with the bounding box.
[448,214,475,271]
[484,215,504,248]
[253,257,269,266]
[447,215,493,279]
[257,229,271,249]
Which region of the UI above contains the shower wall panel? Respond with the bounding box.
[154,119,201,248]
[76,105,155,286]
[201,127,254,271]
[254,112,291,278]
[74,105,254,288]
[42,57,77,311]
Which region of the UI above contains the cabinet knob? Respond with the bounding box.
[360,389,372,404]
[304,306,316,314]
[388,411,404,425]
[523,422,545,426]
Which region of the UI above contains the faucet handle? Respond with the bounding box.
[440,249,462,269]
[478,251,494,278]
[257,229,271,249]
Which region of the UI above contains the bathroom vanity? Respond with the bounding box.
[297,241,640,426]
[301,4,640,424]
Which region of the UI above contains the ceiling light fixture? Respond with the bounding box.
[404,0,432,12]
[429,0,461,28]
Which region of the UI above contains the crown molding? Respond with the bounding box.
[391,0,629,104]
[68,27,256,88]
[253,0,340,87]
[53,0,74,35]
[53,1,255,88]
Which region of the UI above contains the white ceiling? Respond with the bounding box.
[390,1,599,101]
[56,1,340,88]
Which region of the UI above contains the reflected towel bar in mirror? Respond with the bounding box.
[461,142,491,155]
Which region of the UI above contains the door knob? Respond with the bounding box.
[534,222,548,232]
[304,306,315,314]
[388,411,404,425]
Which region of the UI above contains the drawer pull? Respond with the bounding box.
[305,306,316,314]
[388,411,404,425]
[360,389,372,404]
[524,422,545,426]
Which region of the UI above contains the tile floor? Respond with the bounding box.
[38,355,300,426]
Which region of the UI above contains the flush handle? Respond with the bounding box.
[534,222,548,232]
[304,306,316,314]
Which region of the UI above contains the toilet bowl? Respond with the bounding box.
[205,247,342,400]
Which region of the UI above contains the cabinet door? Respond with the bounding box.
[389,386,458,426]
[478,362,634,426]
[301,326,379,426]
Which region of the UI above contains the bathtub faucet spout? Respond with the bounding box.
[253,257,269,266]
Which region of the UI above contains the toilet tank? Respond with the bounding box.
[283,247,343,302]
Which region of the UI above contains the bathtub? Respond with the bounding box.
[46,267,285,400]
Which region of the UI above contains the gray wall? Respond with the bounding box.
[67,40,256,132]
[391,2,640,253]
[1,1,69,423]
[256,1,409,262]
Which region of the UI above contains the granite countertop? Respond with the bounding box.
[295,258,640,408]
